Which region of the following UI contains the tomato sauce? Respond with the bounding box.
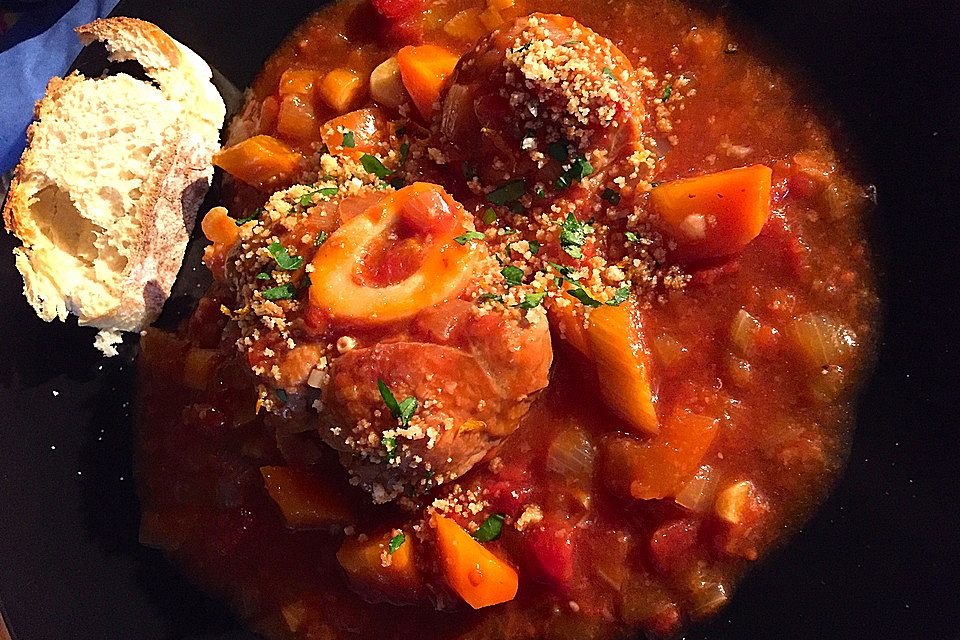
[137,0,879,638]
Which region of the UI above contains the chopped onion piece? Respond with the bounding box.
[729,308,760,356]
[788,312,858,369]
[546,427,595,485]
[675,464,718,512]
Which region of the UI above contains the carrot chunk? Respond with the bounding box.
[320,107,392,160]
[213,135,302,190]
[432,514,518,609]
[319,67,364,114]
[650,164,773,259]
[587,302,659,435]
[260,466,354,528]
[396,45,460,119]
[200,206,239,246]
[337,529,422,601]
[601,410,719,501]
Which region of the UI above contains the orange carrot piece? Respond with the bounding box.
[650,164,773,259]
[320,107,392,160]
[547,294,591,357]
[200,206,240,246]
[603,411,719,501]
[278,69,323,96]
[318,67,364,114]
[432,514,518,609]
[396,45,460,119]
[337,530,422,599]
[213,135,302,190]
[260,466,354,528]
[587,302,659,435]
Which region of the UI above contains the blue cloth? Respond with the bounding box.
[0,0,120,173]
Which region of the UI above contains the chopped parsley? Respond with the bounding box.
[563,39,580,46]
[515,292,547,309]
[299,187,338,206]
[255,272,271,280]
[568,285,630,308]
[558,213,593,259]
[481,208,497,225]
[662,85,673,102]
[472,513,505,542]
[603,67,617,80]
[479,292,504,303]
[602,188,622,204]
[528,240,541,255]
[377,379,418,428]
[566,286,602,308]
[555,156,594,190]
[512,42,532,54]
[383,437,398,461]
[267,242,303,270]
[486,179,526,205]
[388,533,406,554]
[235,207,263,226]
[261,282,298,300]
[535,186,546,199]
[389,176,407,189]
[500,265,525,287]
[454,231,485,245]
[341,131,356,148]
[360,154,394,179]
[624,231,642,243]
[314,231,329,246]
[547,141,569,163]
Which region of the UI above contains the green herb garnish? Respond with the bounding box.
[472,513,506,542]
[624,231,642,243]
[547,141,569,163]
[299,187,339,206]
[486,179,526,206]
[555,156,594,190]
[535,186,546,199]
[607,286,631,306]
[603,67,617,80]
[566,287,602,308]
[383,437,398,461]
[261,283,298,300]
[255,272,272,280]
[235,207,263,226]
[500,265,525,287]
[342,131,356,148]
[528,240,541,255]
[563,39,580,46]
[662,85,673,102]
[515,292,547,309]
[454,231,485,245]
[314,231,329,246]
[377,379,418,428]
[361,154,394,179]
[267,242,304,270]
[388,533,406,554]
[559,213,593,259]
[513,42,532,54]
[479,292,504,303]
[399,141,410,165]
[602,188,621,204]
[481,208,497,225]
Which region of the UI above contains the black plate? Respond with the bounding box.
[1,1,958,639]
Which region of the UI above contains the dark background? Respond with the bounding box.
[0,0,958,638]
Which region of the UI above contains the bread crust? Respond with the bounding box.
[2,17,225,349]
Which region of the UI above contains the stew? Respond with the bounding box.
[136,0,879,638]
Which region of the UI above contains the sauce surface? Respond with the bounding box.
[137,0,879,638]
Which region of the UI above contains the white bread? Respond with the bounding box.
[2,17,225,355]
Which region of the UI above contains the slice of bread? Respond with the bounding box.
[2,17,226,355]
